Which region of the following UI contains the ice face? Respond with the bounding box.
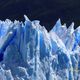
[0,15,80,80]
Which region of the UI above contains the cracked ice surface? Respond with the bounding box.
[0,15,80,80]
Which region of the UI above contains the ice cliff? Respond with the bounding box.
[0,15,80,80]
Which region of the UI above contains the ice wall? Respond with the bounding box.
[0,15,80,80]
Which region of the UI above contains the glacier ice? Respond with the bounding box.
[0,15,80,80]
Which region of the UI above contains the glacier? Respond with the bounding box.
[0,15,80,80]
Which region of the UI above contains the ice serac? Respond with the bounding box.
[74,26,80,45]
[50,19,67,42]
[64,22,75,51]
[0,15,80,80]
[51,19,62,35]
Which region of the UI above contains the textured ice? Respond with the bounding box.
[0,15,80,80]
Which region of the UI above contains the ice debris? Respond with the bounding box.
[0,15,80,80]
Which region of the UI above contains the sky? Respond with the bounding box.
[0,0,80,31]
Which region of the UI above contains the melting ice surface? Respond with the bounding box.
[0,15,80,80]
